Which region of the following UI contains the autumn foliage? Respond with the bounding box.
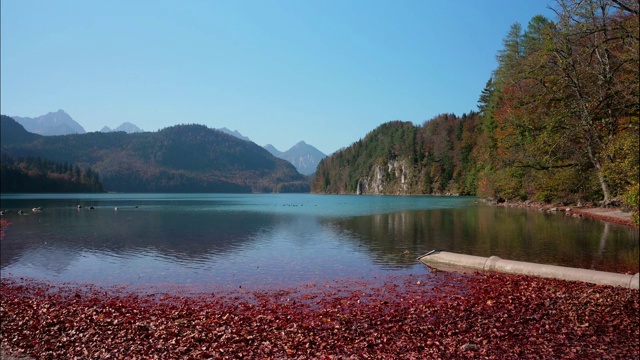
[0,154,103,193]
[2,272,638,359]
[313,0,639,209]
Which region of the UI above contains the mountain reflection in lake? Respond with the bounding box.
[1,194,637,291]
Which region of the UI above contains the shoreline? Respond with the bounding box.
[2,198,637,358]
[489,199,638,228]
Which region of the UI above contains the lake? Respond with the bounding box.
[1,194,638,292]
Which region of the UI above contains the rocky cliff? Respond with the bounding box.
[356,158,411,195]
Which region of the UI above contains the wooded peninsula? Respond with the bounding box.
[313,1,638,224]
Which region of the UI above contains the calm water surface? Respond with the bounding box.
[1,194,637,291]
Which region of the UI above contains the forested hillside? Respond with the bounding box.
[312,116,480,196]
[1,119,309,193]
[1,154,103,193]
[0,115,40,145]
[313,0,638,213]
[477,0,638,206]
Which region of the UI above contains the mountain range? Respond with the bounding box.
[263,141,326,175]
[12,110,86,136]
[12,110,145,135]
[217,128,326,175]
[11,110,326,175]
[1,115,310,193]
[217,127,251,142]
[101,122,144,133]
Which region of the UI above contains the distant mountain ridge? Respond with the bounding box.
[271,141,326,175]
[12,109,145,135]
[263,144,283,157]
[217,127,251,142]
[10,110,325,175]
[101,122,144,133]
[12,110,86,135]
[1,116,310,193]
[216,128,326,175]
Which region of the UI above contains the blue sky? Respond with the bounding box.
[1,1,554,154]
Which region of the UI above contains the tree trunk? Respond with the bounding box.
[593,158,611,205]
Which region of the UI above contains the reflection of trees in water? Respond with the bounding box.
[1,227,34,270]
[594,222,610,270]
[6,247,77,275]
[328,206,639,272]
[0,209,278,272]
[2,201,638,277]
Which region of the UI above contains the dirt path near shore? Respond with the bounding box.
[571,207,637,227]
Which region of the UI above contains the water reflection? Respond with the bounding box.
[0,203,377,288]
[329,205,639,272]
[0,209,278,272]
[1,195,637,289]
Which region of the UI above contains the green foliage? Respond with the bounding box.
[314,0,638,206]
[621,182,639,226]
[275,181,312,193]
[312,115,481,195]
[494,22,523,87]
[600,129,640,199]
[474,0,639,205]
[313,121,420,194]
[479,167,525,202]
[477,78,495,115]
[522,15,552,56]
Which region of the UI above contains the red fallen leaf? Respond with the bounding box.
[2,274,639,358]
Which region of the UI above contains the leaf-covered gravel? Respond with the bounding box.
[1,272,638,359]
